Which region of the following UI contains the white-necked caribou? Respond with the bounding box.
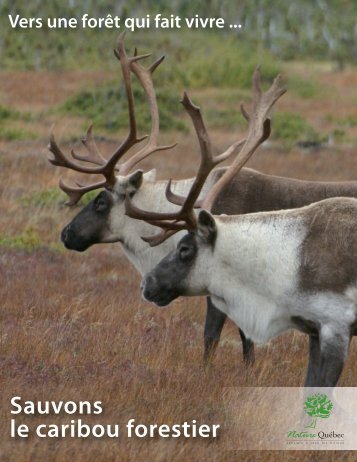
[49,34,357,377]
[128,69,357,387]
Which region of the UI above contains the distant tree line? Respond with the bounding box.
[0,0,355,69]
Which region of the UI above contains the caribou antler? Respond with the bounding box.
[48,32,176,205]
[202,68,285,210]
[125,67,286,246]
[119,52,177,174]
[125,92,246,245]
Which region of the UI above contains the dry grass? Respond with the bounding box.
[0,69,356,461]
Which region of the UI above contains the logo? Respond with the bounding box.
[286,391,344,447]
[304,393,333,429]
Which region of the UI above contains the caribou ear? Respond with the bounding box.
[143,168,157,183]
[197,210,217,246]
[127,169,144,191]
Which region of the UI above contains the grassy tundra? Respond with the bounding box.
[0,34,356,461]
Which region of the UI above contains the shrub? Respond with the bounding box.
[19,188,65,207]
[19,187,100,208]
[62,81,187,133]
[272,112,322,148]
[0,228,41,252]
[0,105,32,121]
[0,126,36,141]
[288,77,320,99]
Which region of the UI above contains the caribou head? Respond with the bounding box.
[60,169,159,251]
[48,33,176,251]
[49,33,245,255]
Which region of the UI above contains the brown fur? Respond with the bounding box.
[299,198,357,293]
[211,167,357,215]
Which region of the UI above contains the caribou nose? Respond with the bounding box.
[141,274,158,300]
[61,225,76,249]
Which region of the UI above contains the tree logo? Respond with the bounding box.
[304,393,333,429]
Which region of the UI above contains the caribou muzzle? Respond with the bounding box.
[141,273,178,307]
[61,224,90,252]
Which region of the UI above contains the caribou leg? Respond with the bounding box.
[307,326,350,387]
[203,297,255,366]
[203,297,227,365]
[304,335,320,386]
[239,329,255,366]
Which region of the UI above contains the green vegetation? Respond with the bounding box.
[0,105,35,140]
[0,2,352,147]
[0,227,66,253]
[0,126,36,141]
[288,77,321,99]
[62,82,187,133]
[0,105,32,122]
[19,187,100,208]
[338,116,357,128]
[272,112,322,148]
[0,105,20,120]
[79,190,100,206]
[19,188,66,207]
[331,128,346,143]
[0,227,41,252]
[58,30,283,133]
[59,30,283,133]
[59,67,327,142]
[205,107,246,130]
[170,37,280,90]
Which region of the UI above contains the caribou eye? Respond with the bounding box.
[178,244,193,261]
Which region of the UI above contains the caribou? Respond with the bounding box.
[129,69,357,387]
[49,34,357,376]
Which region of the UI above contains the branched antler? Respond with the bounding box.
[48,32,176,205]
[202,68,285,211]
[125,91,246,245]
[125,67,286,246]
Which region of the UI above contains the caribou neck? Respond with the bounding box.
[119,177,210,275]
[205,211,306,342]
